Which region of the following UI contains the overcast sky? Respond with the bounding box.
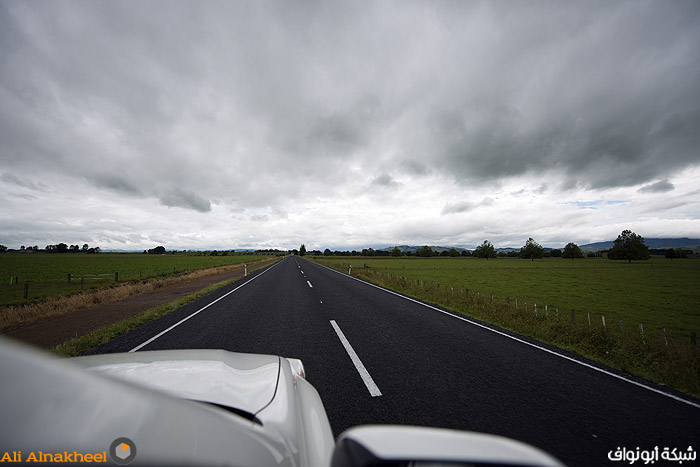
[1,1,699,251]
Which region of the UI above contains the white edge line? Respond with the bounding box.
[330,320,382,397]
[129,261,281,352]
[312,260,700,410]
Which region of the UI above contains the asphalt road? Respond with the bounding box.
[90,256,700,466]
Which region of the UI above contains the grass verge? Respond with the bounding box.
[51,261,275,357]
[1,258,276,332]
[314,259,700,398]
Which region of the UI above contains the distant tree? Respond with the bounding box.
[448,248,460,257]
[520,238,544,261]
[391,247,402,257]
[461,250,471,257]
[474,240,496,260]
[0,245,6,253]
[416,246,434,257]
[439,250,450,257]
[324,248,332,256]
[550,249,562,258]
[562,242,584,260]
[665,247,687,259]
[607,230,650,263]
[299,244,306,256]
[82,244,89,251]
[148,246,166,254]
[291,249,299,256]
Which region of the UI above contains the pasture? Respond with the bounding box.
[0,252,270,306]
[315,256,699,340]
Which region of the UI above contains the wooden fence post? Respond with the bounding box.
[662,327,668,347]
[115,272,119,282]
[24,283,29,299]
[639,323,645,345]
[602,315,606,330]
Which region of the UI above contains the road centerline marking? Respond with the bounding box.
[307,280,313,288]
[330,320,382,397]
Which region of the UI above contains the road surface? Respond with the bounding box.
[89,256,700,466]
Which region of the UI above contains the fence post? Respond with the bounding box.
[571,309,576,324]
[692,332,697,347]
[640,323,645,345]
[67,274,71,284]
[115,272,119,282]
[534,303,537,317]
[602,315,606,330]
[662,327,668,347]
[24,283,29,299]
[619,319,624,332]
[587,312,591,327]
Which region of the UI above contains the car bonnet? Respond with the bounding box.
[73,349,281,416]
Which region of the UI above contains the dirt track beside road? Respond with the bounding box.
[2,258,278,349]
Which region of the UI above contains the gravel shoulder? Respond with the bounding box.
[2,259,277,349]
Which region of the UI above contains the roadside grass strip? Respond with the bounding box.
[52,261,279,357]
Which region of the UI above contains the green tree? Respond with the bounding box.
[474,240,496,260]
[607,230,650,263]
[416,246,434,257]
[520,238,544,261]
[391,247,402,257]
[562,242,584,260]
[324,248,332,256]
[665,247,687,259]
[448,248,460,257]
[299,244,306,256]
[148,246,166,254]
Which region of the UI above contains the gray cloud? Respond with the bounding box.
[371,174,401,189]
[639,180,675,194]
[159,189,211,213]
[1,1,699,249]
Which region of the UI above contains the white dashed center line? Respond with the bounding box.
[330,320,382,397]
[307,280,313,288]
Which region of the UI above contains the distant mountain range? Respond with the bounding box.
[577,238,700,252]
[379,238,700,254]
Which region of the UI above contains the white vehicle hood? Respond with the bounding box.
[74,349,280,416]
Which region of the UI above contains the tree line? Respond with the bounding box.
[300,230,680,263]
[0,243,100,254]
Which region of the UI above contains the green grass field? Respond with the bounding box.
[0,252,273,305]
[316,256,699,340]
